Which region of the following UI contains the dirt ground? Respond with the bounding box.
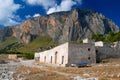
[13,58,120,80]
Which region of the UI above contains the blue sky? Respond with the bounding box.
[0,0,120,28]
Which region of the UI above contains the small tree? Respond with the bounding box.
[91,34,105,41]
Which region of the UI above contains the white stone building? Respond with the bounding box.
[8,54,17,60]
[35,42,96,67]
[95,41,104,47]
[83,38,94,43]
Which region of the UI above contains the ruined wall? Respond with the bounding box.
[34,53,40,61]
[95,41,104,47]
[37,42,69,66]
[8,54,17,60]
[96,45,120,62]
[68,43,96,65]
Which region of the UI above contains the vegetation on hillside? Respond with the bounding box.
[0,37,19,49]
[91,31,120,42]
[1,31,120,59]
[0,36,57,59]
[18,36,57,52]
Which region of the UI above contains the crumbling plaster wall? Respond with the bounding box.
[68,43,96,65]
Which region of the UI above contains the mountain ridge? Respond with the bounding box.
[0,8,119,45]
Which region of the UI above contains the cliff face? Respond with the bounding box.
[1,8,119,44]
[0,27,13,42]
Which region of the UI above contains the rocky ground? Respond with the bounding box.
[13,58,120,80]
[0,61,19,80]
[0,58,120,80]
[13,60,98,80]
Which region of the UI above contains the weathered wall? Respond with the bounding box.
[34,53,40,61]
[95,41,104,47]
[8,54,17,60]
[37,42,69,66]
[68,43,96,65]
[96,45,120,62]
[35,42,96,67]
[83,38,94,43]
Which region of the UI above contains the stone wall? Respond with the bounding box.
[35,42,96,67]
[95,41,104,47]
[83,38,94,43]
[96,44,120,62]
[34,53,40,61]
[36,42,69,66]
[8,54,17,60]
[68,43,96,65]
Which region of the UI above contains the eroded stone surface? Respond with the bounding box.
[0,62,18,80]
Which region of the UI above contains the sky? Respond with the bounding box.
[0,0,120,28]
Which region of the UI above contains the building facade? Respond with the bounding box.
[35,42,96,67]
[8,54,17,60]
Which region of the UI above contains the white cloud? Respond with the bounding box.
[25,15,31,19]
[0,0,21,26]
[25,13,41,19]
[24,0,56,10]
[47,0,82,14]
[24,0,82,15]
[33,13,41,17]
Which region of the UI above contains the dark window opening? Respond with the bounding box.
[88,57,90,60]
[55,51,58,64]
[88,48,90,51]
[51,56,52,63]
[96,50,98,53]
[62,56,64,64]
[44,56,46,62]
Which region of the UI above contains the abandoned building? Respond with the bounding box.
[34,42,96,67]
[95,41,120,62]
[82,39,120,62]
[8,54,17,60]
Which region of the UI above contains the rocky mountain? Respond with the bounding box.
[0,27,13,42]
[0,8,119,44]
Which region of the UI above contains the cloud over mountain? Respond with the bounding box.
[47,0,82,14]
[33,13,41,17]
[24,0,82,14]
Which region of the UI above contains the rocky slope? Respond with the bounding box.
[0,27,13,42]
[0,8,119,44]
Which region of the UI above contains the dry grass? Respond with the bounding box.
[56,66,120,79]
[101,58,120,64]
[13,58,120,80]
[45,58,120,80]
[13,66,71,80]
[55,58,120,80]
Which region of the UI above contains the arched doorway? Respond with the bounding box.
[55,51,58,64]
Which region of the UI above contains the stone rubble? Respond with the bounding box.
[74,76,98,80]
[0,62,18,80]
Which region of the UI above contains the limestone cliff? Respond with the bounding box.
[0,8,119,44]
[0,27,13,42]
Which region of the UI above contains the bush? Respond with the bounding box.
[21,52,34,59]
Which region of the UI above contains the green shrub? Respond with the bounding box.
[21,52,34,59]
